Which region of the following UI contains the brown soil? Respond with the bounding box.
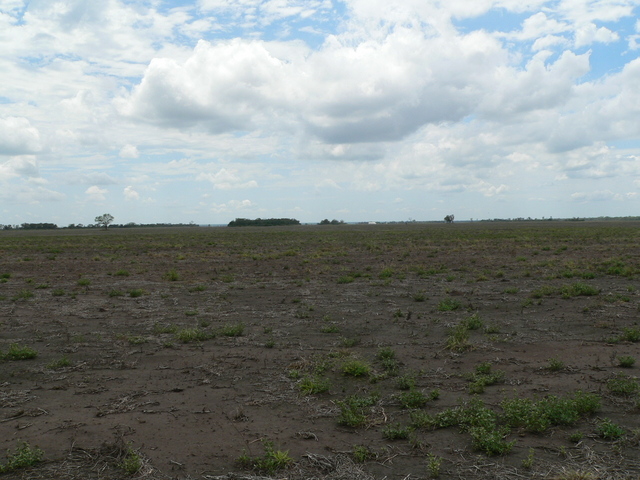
[1,222,639,479]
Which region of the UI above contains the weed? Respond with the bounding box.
[175,328,214,343]
[522,448,535,469]
[568,432,584,443]
[119,443,142,475]
[547,358,565,371]
[376,347,396,360]
[379,267,394,279]
[0,442,43,473]
[12,289,33,301]
[531,284,555,298]
[298,376,330,395]
[382,423,411,440]
[341,359,371,377]
[337,275,355,284]
[596,418,625,440]
[467,363,505,394]
[185,310,198,316]
[321,325,340,333]
[446,323,471,352]
[337,392,379,427]
[438,297,461,311]
[52,288,66,297]
[352,445,374,463]
[165,269,180,281]
[114,269,130,276]
[606,373,639,396]
[413,292,426,302]
[463,313,483,330]
[77,278,91,286]
[154,323,178,334]
[47,356,71,369]
[340,336,360,347]
[503,287,520,294]
[126,335,146,345]
[560,282,600,298]
[426,454,442,478]
[129,289,144,297]
[189,284,206,292]
[221,323,244,337]
[2,344,38,361]
[620,327,640,342]
[398,389,428,409]
[618,355,636,368]
[396,372,417,390]
[265,339,275,348]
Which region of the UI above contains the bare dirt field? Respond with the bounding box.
[1,221,639,480]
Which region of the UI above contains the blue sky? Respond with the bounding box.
[1,0,639,226]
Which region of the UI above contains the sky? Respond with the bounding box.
[1,0,640,226]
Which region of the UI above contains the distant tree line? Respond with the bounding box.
[228,218,301,227]
[319,219,345,225]
[1,222,199,230]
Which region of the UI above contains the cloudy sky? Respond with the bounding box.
[1,0,639,225]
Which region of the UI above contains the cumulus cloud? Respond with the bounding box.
[0,117,42,155]
[574,23,619,48]
[123,185,139,200]
[0,156,39,180]
[209,199,254,213]
[197,167,259,189]
[119,144,139,158]
[85,185,107,201]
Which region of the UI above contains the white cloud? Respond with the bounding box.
[119,144,139,158]
[123,185,139,201]
[85,185,107,201]
[209,198,254,213]
[0,117,42,155]
[0,155,39,180]
[574,23,619,48]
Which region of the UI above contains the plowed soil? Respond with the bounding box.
[1,222,639,480]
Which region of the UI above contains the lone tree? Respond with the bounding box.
[95,213,114,230]
[444,214,455,223]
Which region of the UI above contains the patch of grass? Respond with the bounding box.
[0,442,43,473]
[175,328,214,343]
[378,267,394,279]
[189,284,206,292]
[321,324,340,333]
[47,356,71,369]
[237,440,293,475]
[463,313,483,330]
[503,287,520,294]
[298,376,330,395]
[438,297,462,311]
[547,358,565,372]
[185,310,198,316]
[426,454,442,478]
[596,418,625,440]
[606,373,640,396]
[376,347,396,360]
[398,389,428,409]
[618,355,636,368]
[2,344,38,361]
[114,269,130,276]
[340,336,360,347]
[620,327,640,342]
[382,423,411,440]
[445,323,471,352]
[352,445,375,463]
[341,359,371,377]
[77,278,91,286]
[12,289,34,301]
[412,292,426,302]
[396,372,417,390]
[119,443,142,475]
[165,269,180,281]
[560,282,600,298]
[220,323,244,337]
[531,284,556,298]
[129,289,144,298]
[337,392,380,428]
[467,363,505,394]
[52,288,66,297]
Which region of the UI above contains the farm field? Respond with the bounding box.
[1,221,640,480]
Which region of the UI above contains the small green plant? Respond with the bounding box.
[467,363,505,394]
[547,358,565,371]
[2,344,38,361]
[165,269,180,281]
[378,267,394,279]
[620,327,640,342]
[606,373,640,396]
[175,328,213,343]
[154,323,178,334]
[52,288,66,297]
[438,297,461,311]
[618,355,636,368]
[596,418,625,440]
[119,443,142,475]
[413,292,426,302]
[298,376,330,395]
[12,289,34,301]
[352,445,374,463]
[341,336,360,347]
[560,282,600,298]
[446,323,471,352]
[382,423,411,440]
[77,278,91,286]
[463,313,483,330]
[47,356,71,369]
[0,442,43,473]
[114,269,130,276]
[376,347,396,360]
[522,448,535,469]
[568,432,584,443]
[185,309,198,316]
[341,359,371,377]
[396,372,417,390]
[237,440,293,474]
[337,392,379,428]
[321,324,340,333]
[398,389,428,409]
[426,453,442,478]
[129,289,144,298]
[221,323,244,337]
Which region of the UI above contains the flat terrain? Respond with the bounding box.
[1,222,640,480]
